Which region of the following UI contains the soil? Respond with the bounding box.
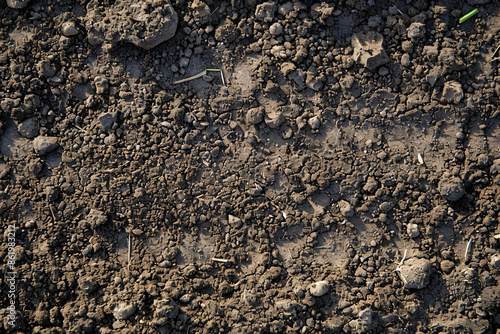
[1,0,500,333]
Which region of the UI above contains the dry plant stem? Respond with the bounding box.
[464,238,472,261]
[128,233,131,266]
[49,205,57,222]
[212,258,229,263]
[399,249,407,266]
[173,70,206,84]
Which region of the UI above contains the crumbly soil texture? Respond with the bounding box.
[1,0,500,333]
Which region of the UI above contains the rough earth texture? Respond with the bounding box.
[1,0,500,333]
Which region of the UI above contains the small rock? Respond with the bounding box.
[379,201,393,212]
[61,22,79,36]
[33,136,59,155]
[98,112,118,132]
[407,22,426,40]
[113,303,136,320]
[7,0,30,9]
[352,31,389,70]
[407,223,420,238]
[308,116,321,130]
[440,260,455,274]
[398,258,432,289]
[94,76,109,95]
[491,254,500,270]
[308,281,329,297]
[152,299,179,326]
[438,176,465,201]
[18,117,39,139]
[265,111,285,129]
[269,22,283,36]
[401,53,411,67]
[37,60,56,78]
[442,81,463,104]
[339,200,354,217]
[228,214,242,228]
[246,107,264,125]
[255,2,276,22]
[490,159,500,174]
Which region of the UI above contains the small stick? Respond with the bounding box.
[49,205,57,222]
[392,5,403,15]
[396,269,408,285]
[212,257,229,263]
[464,238,472,261]
[173,70,206,84]
[399,249,407,266]
[220,69,226,86]
[459,8,478,24]
[491,44,500,62]
[128,233,131,266]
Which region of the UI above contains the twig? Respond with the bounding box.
[128,233,131,266]
[173,70,206,84]
[491,44,500,62]
[49,205,57,222]
[395,268,408,285]
[399,249,407,266]
[212,257,229,263]
[464,238,472,261]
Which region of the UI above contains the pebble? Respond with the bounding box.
[94,76,109,95]
[113,303,137,320]
[308,116,321,130]
[339,200,354,217]
[33,136,59,155]
[61,22,79,36]
[407,22,426,40]
[246,107,264,125]
[98,112,118,132]
[308,280,329,297]
[440,260,455,274]
[17,117,39,139]
[6,0,30,9]
[407,223,420,238]
[269,22,283,36]
[491,254,500,270]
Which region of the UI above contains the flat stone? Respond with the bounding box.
[352,31,389,70]
[398,258,432,289]
[98,112,118,131]
[85,0,178,50]
[61,22,79,36]
[33,136,59,155]
[17,117,39,139]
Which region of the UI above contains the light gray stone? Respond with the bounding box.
[33,136,58,155]
[398,258,432,289]
[352,31,389,70]
[113,303,136,320]
[308,281,329,297]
